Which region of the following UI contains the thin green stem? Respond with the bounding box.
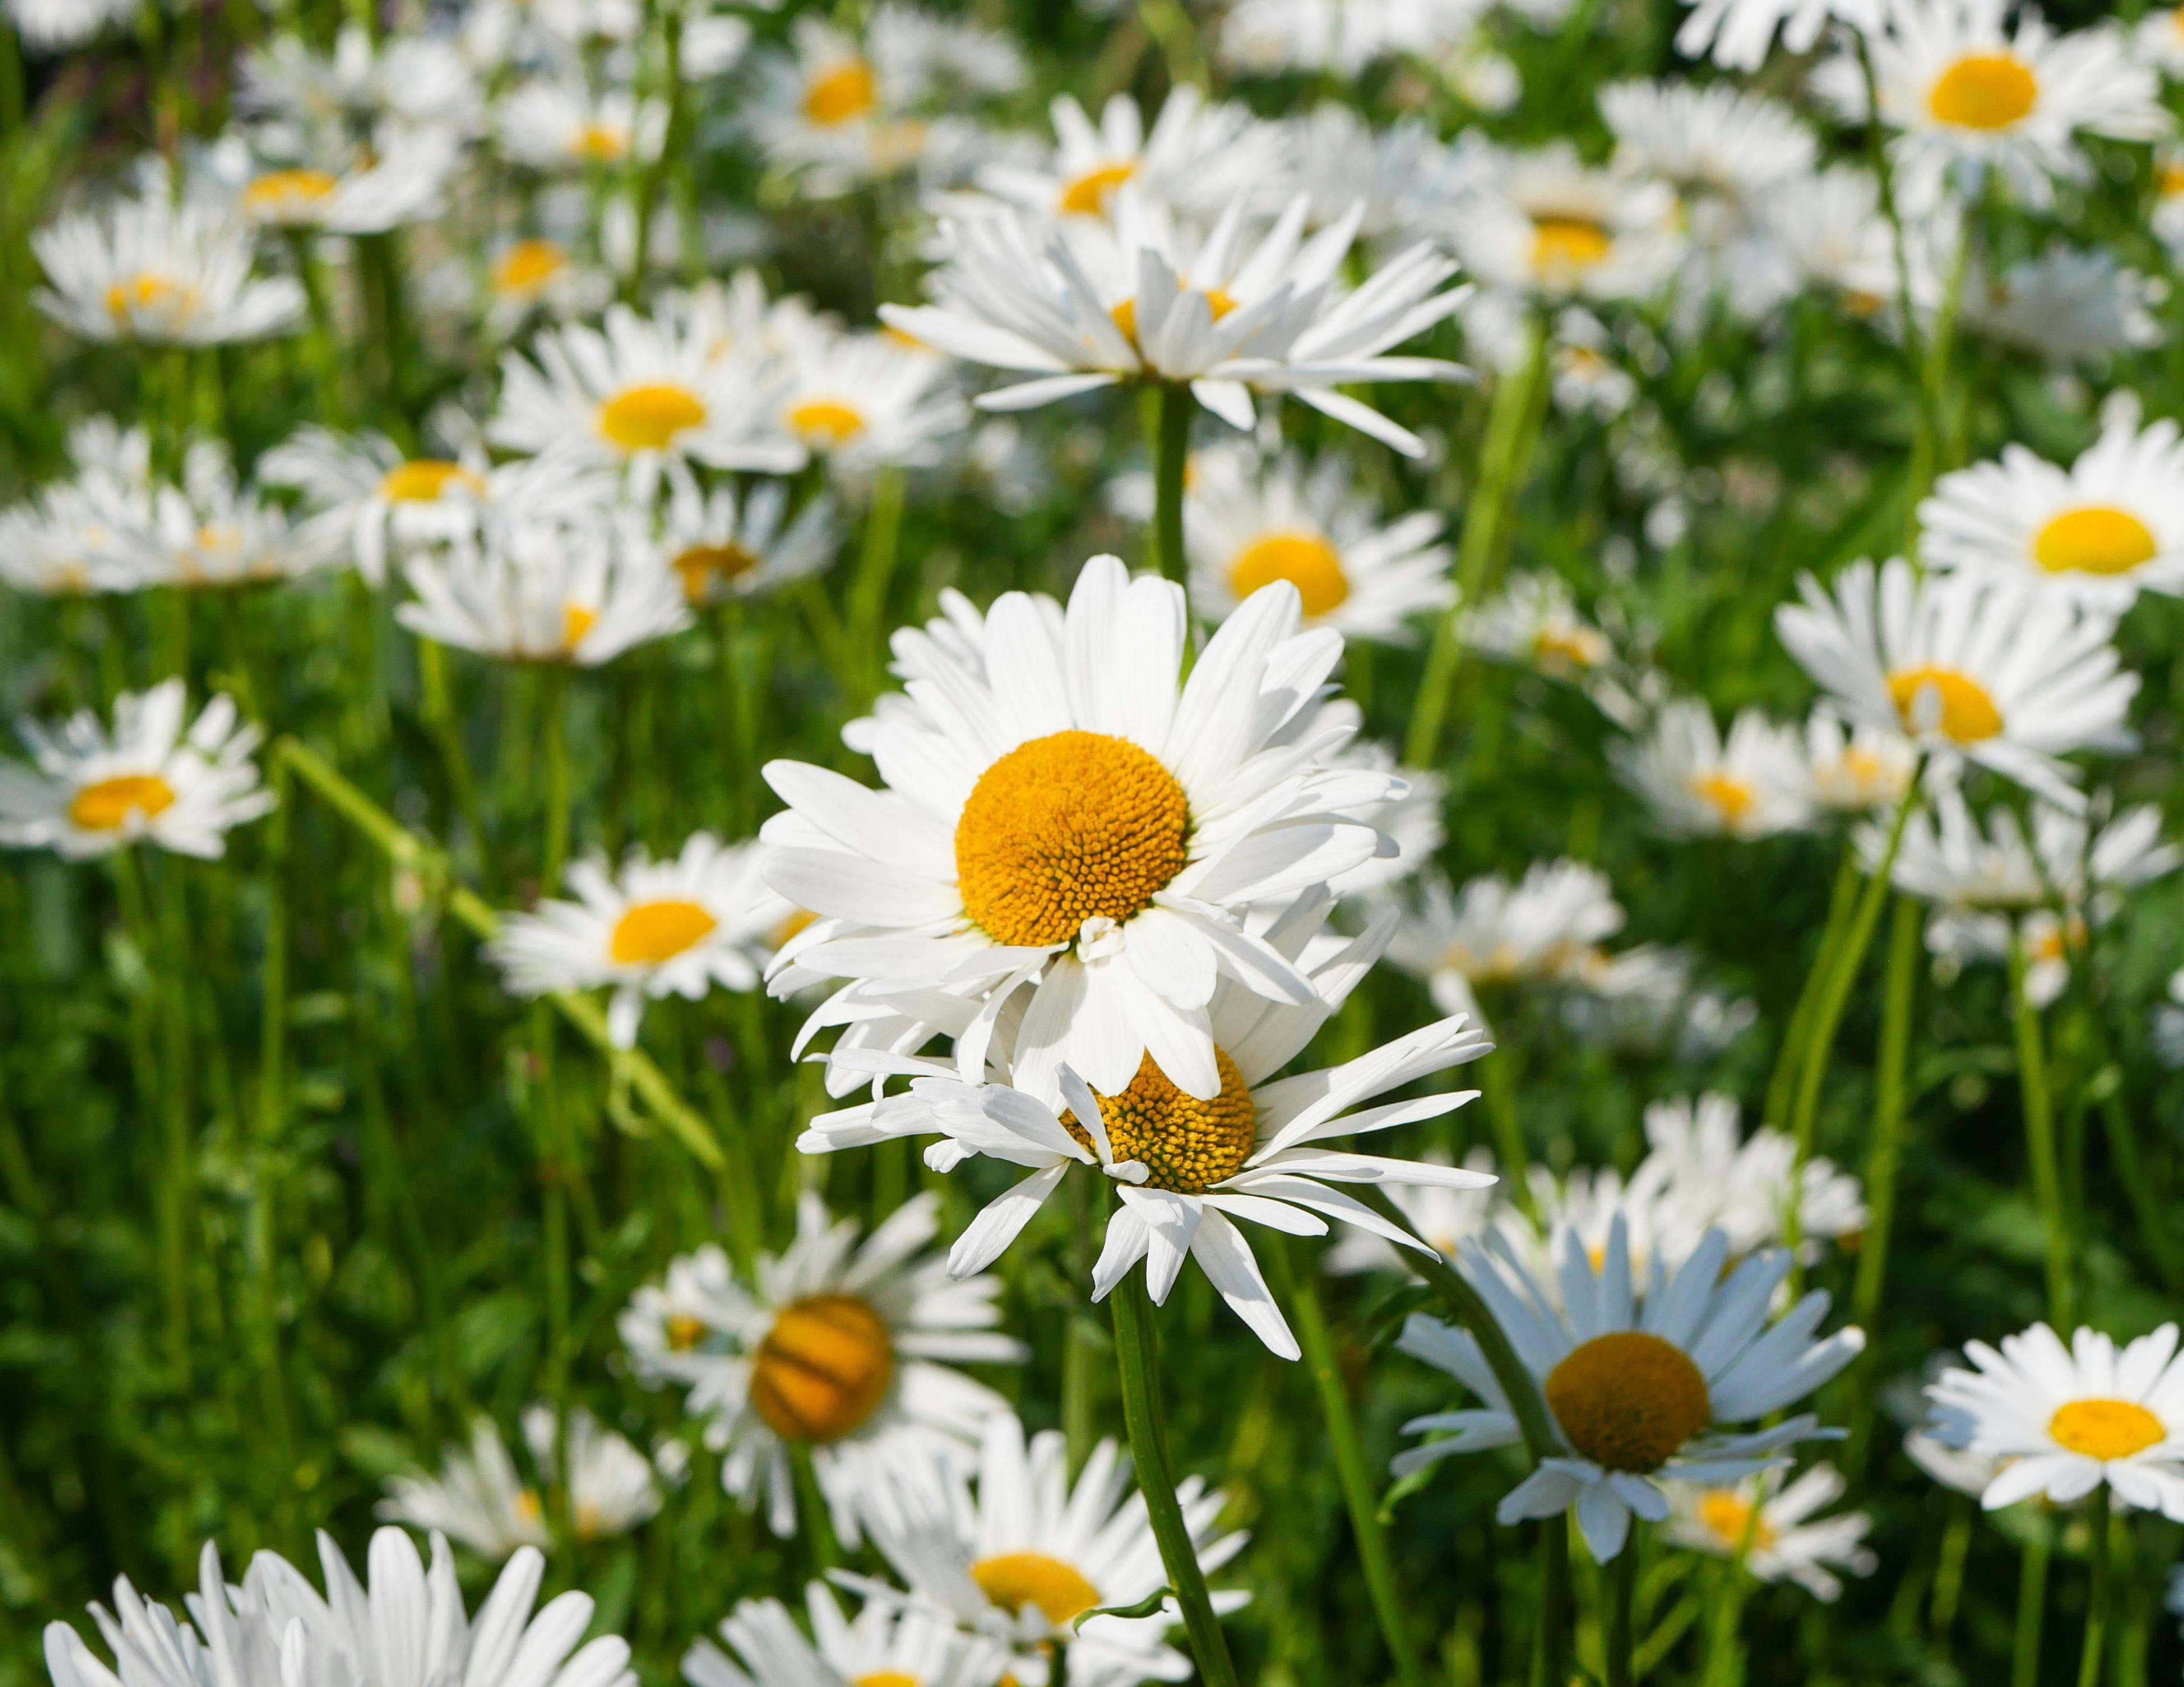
[539,666,570,893]
[626,0,685,299]
[112,848,190,1377]
[251,757,298,1545]
[1064,1171,1098,1474]
[2078,1487,2112,1687]
[847,467,907,697]
[1764,847,1861,1132]
[2010,922,2072,1327]
[1479,1047,1535,1220]
[1151,383,1191,589]
[1605,1542,1637,1687]
[1698,1562,1751,1687]
[1532,1517,1571,1687]
[2012,1523,2052,1687]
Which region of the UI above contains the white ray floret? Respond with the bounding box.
[683,1585,1007,1687]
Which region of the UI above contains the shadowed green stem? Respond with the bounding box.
[2010,922,2072,1327]
[1152,384,1191,588]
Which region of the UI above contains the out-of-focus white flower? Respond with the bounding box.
[34,193,304,345]
[241,22,483,134]
[1663,1464,1877,1600]
[1804,712,1917,814]
[8,0,135,52]
[1275,106,1481,252]
[1388,860,1624,1030]
[1549,310,1639,418]
[1674,0,1885,72]
[398,519,692,666]
[0,418,154,595]
[1615,699,1817,840]
[1465,570,1616,678]
[499,77,667,171]
[109,442,318,590]
[1453,142,1682,304]
[378,1408,667,1558]
[656,470,839,605]
[774,326,967,478]
[231,128,461,235]
[684,1586,1008,1687]
[1762,167,1902,316]
[962,87,1272,227]
[1959,247,2164,364]
[1219,0,1481,78]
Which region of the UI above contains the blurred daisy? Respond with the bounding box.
[1904,1426,2012,1497]
[240,22,483,134]
[1395,1218,1865,1560]
[477,237,616,334]
[1280,106,1480,253]
[886,191,1469,457]
[1960,246,2161,364]
[1548,311,1639,419]
[2154,148,2184,258]
[1804,712,1917,814]
[1465,571,1615,680]
[34,193,303,345]
[492,306,804,492]
[969,86,1270,226]
[7,0,135,52]
[1326,1147,1507,1275]
[1762,167,1902,314]
[0,682,273,860]
[1183,445,1454,642]
[1640,1093,1866,1263]
[1775,556,2137,809]
[1925,1321,2184,1516]
[1662,1464,1877,1600]
[1453,143,1681,304]
[760,555,1398,1107]
[1387,860,1624,1029]
[1601,80,1816,205]
[1218,0,1480,78]
[101,441,318,590]
[848,1413,1244,1686]
[775,327,966,478]
[494,834,792,1047]
[498,78,666,172]
[378,1408,665,1557]
[2138,8,2184,79]
[1919,418,2184,609]
[2152,967,2184,1069]
[684,1587,1007,1687]
[657,472,839,605]
[234,130,460,235]
[1674,0,1885,71]
[0,418,153,595]
[617,1192,1023,1541]
[398,519,692,666]
[1615,699,1816,841]
[1322,739,1445,900]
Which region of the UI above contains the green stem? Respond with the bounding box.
[626,0,685,299]
[539,666,570,893]
[113,849,190,1376]
[792,1443,843,1571]
[1929,1498,1971,1640]
[251,757,298,1545]
[1063,1172,1098,1474]
[1698,1563,1751,1687]
[1273,1244,1428,1687]
[2012,1524,2051,1687]
[1151,383,1191,589]
[1109,1269,1240,1687]
[1480,1047,1535,1220]
[417,638,487,861]
[1533,1517,1572,1687]
[1764,847,1861,1132]
[1605,1541,1637,1687]
[2010,923,2072,1327]
[847,467,907,697]
[2078,1487,2112,1687]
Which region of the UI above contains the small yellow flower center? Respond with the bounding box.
[665,1313,709,1351]
[1531,218,1613,277]
[770,908,818,949]
[1688,771,1758,827]
[381,459,484,503]
[1534,625,1606,668]
[854,1676,921,1687]
[562,602,598,651]
[243,168,341,216]
[970,1552,1104,1627]
[572,123,630,161]
[2049,1397,2165,1461]
[69,773,178,832]
[514,1488,543,1526]
[1543,1330,1713,1473]
[1109,286,1240,348]
[573,1501,603,1540]
[787,397,867,447]
[1927,54,2038,131]
[598,382,707,452]
[104,272,197,324]
[609,897,718,965]
[1226,532,1350,619]
[1058,160,1137,216]
[1061,1048,1258,1193]
[1887,665,2003,743]
[804,59,877,126]
[495,240,568,296]
[2161,162,2184,199]
[1697,1491,1777,1552]
[954,730,1189,947]
[749,1294,894,1443]
[2032,505,2158,576]
[671,543,760,601]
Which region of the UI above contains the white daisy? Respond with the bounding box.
[233,128,461,235]
[965,86,1273,227]
[656,470,839,606]
[377,1408,665,1558]
[1662,1464,1878,1601]
[1394,1217,1866,1560]
[2137,7,2184,78]
[1218,0,1481,78]
[493,834,793,1048]
[1615,699,1817,841]
[1904,1426,2013,1497]
[1960,245,2162,364]
[1386,860,1624,1032]
[1547,309,1640,418]
[1924,1321,2184,1516]
[1464,570,1617,680]
[1672,0,1885,71]
[98,441,318,591]
[1919,417,2184,609]
[497,77,667,172]
[616,1192,1023,1542]
[774,326,967,479]
[1760,167,1902,315]
[1639,1092,1867,1264]
[683,1586,1007,1687]
[2156,967,2184,1069]
[884,189,1469,458]
[1278,106,1481,254]
[0,682,273,861]
[0,418,155,595]
[1601,80,1816,206]
[240,22,483,135]
[7,0,135,52]
[1183,444,1454,642]
[1451,143,1682,304]
[759,554,1400,1107]
[1326,1147,1508,1275]
[1774,555,2138,809]
[2154,147,2184,259]
[1804,711,1918,814]
[472,236,616,336]
[42,1544,291,1687]
[34,192,304,345]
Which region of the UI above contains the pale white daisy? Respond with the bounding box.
[34,193,303,345]
[396,519,693,667]
[774,327,967,478]
[7,0,136,52]
[1278,106,1481,253]
[1615,699,1817,841]
[0,419,155,595]
[2137,7,2184,78]
[473,237,616,335]
[1564,944,1758,1063]
[1394,1217,1866,1560]
[683,1586,1007,1687]
[1904,1426,2013,1497]
[1451,143,1682,304]
[377,1408,666,1557]
[2156,968,2184,1069]
[1548,310,1639,419]
[656,471,839,606]
[41,1543,292,1687]
[1774,555,2137,809]
[1804,711,1918,814]
[233,129,461,235]
[965,87,1272,226]
[1761,167,1903,315]
[1387,860,1624,1031]
[1639,1092,1867,1264]
[1322,738,1444,901]
[1673,0,1886,72]
[760,554,1400,1107]
[493,834,793,1047]
[1601,80,1817,205]
[1218,0,1482,78]
[1919,418,2184,608]
[616,1192,1023,1542]
[1464,570,1616,679]
[98,441,318,591]
[1662,1464,1877,1600]
[1960,246,2162,363]
[1924,1321,2184,1517]
[1183,445,1454,642]
[0,682,273,860]
[240,23,484,134]
[497,77,667,172]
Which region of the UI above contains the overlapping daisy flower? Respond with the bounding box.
[1386,858,1627,1031]
[1615,698,1816,841]
[961,86,1271,227]
[1661,1464,1877,1602]
[378,1408,668,1559]
[34,188,304,346]
[683,1586,1008,1687]
[618,1192,1023,1541]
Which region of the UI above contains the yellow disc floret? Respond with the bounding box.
[381,459,484,503]
[1687,771,1758,828]
[598,382,708,452]
[1061,1048,1258,1193]
[672,543,760,601]
[1887,665,2003,743]
[1543,1330,1713,1473]
[2049,1397,2165,1461]
[804,60,877,126]
[1226,532,1350,618]
[787,398,867,447]
[70,773,177,833]
[2032,506,2158,576]
[1058,160,1137,216]
[609,898,719,965]
[955,730,1189,946]
[1697,1491,1776,1552]
[1531,218,1613,277]
[1928,54,2038,130]
[749,1294,895,1443]
[971,1551,1104,1627]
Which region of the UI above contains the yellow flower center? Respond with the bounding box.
[381,459,484,503]
[494,239,568,296]
[665,1313,709,1351]
[572,123,630,161]
[573,1501,602,1540]
[1226,532,1350,619]
[1697,1491,1777,1552]
[1109,286,1240,348]
[1060,1048,1258,1193]
[1543,1330,1713,1473]
[1927,53,2038,131]
[954,730,1189,947]
[1688,771,1758,827]
[854,1676,921,1687]
[749,1294,894,1443]
[598,382,707,452]
[2049,1397,2165,1461]
[104,272,197,324]
[1531,218,1613,277]
[970,1552,1104,1627]
[671,543,760,600]
[2031,505,2158,576]
[1534,625,1606,668]
[242,168,341,215]
[2161,161,2184,199]
[609,898,718,965]
[770,908,818,949]
[69,773,178,832]
[562,602,598,651]
[514,1488,543,1526]
[786,397,867,447]
[1886,665,2003,743]
[803,59,877,126]
[1058,160,1137,216]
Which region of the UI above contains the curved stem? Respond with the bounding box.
[2009,922,2072,1326]
[1151,384,1191,590]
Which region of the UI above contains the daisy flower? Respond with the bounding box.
[34,192,303,345]
[966,87,1271,226]
[233,128,461,235]
[847,1413,1245,1686]
[240,22,483,134]
[774,327,967,478]
[1464,570,1616,680]
[491,305,805,493]
[1452,143,1682,304]
[1395,1218,1866,1560]
[498,78,667,172]
[2138,8,2184,79]
[42,1545,292,1687]
[1601,80,1817,206]
[1218,0,1481,79]
[657,470,839,606]
[1387,860,1624,1031]
[803,895,1494,1360]
[616,1192,1023,1541]
[1183,445,1454,642]
[378,1408,665,1557]
[100,441,317,591]
[1673,0,1886,71]
[0,682,273,860]
[1960,246,2161,364]
[397,518,693,667]
[0,418,154,596]
[1326,1147,1508,1275]
[1639,1093,1867,1264]
[475,236,616,334]
[493,834,793,1047]
[1924,1322,2184,1516]
[1904,1426,2013,1497]
[1918,417,2184,608]
[7,0,135,53]
[1774,556,2137,809]
[1804,711,1917,814]
[1615,699,1817,841]
[1548,310,1640,418]
[1761,167,1902,315]
[884,190,1469,458]
[683,1586,1008,1687]
[1662,1464,1878,1601]
[1280,106,1480,253]
[759,554,1400,1107]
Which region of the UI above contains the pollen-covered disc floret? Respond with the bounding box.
[1062,1049,1257,1192]
[1544,1331,1713,1472]
[749,1294,896,1443]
